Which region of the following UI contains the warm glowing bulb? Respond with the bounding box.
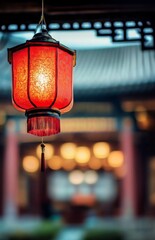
[38,73,47,85]
[88,157,102,170]
[75,146,90,164]
[93,142,110,158]
[62,159,76,171]
[108,151,124,168]
[84,170,98,184]
[36,143,54,160]
[47,155,62,170]
[69,170,84,185]
[22,155,39,173]
[60,142,77,160]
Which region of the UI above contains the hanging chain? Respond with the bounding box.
[34,0,47,34]
[39,0,45,24]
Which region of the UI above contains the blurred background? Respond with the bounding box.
[1,0,155,239]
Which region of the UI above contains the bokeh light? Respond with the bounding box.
[60,142,77,160]
[93,142,110,158]
[47,155,62,170]
[84,170,98,184]
[69,170,84,185]
[62,159,76,171]
[136,111,150,129]
[108,150,124,168]
[88,157,102,170]
[22,155,39,173]
[36,143,54,160]
[75,146,90,164]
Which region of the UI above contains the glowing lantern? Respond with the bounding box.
[8,33,76,137]
[8,3,76,171]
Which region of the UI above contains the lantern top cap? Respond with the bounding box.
[30,29,58,43]
[29,22,58,43]
[8,13,76,64]
[8,31,76,64]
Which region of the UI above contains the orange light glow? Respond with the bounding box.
[88,157,102,170]
[22,155,39,173]
[108,151,124,168]
[75,146,90,164]
[60,142,77,160]
[93,142,110,159]
[47,155,62,170]
[72,194,96,206]
[62,159,76,171]
[36,143,54,160]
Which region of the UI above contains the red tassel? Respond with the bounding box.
[27,116,60,137]
[41,143,46,172]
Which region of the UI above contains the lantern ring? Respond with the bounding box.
[25,109,60,119]
[25,109,61,137]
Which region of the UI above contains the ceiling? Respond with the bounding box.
[0,0,155,26]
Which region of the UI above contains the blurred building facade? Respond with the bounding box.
[1,1,155,235]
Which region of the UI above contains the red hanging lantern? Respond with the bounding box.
[8,31,76,137]
[8,2,76,171]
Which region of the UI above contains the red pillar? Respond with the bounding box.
[120,117,137,218]
[3,120,19,220]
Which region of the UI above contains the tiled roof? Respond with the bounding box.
[74,46,155,100]
[1,35,155,102]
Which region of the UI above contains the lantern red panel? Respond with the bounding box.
[52,48,73,112]
[12,48,33,110]
[29,46,57,108]
[8,37,76,136]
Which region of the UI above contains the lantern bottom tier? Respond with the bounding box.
[26,109,60,137]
